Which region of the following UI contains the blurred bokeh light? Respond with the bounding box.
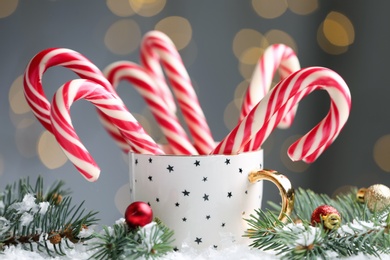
[1,0,389,227]
[37,131,68,169]
[155,16,192,50]
[0,0,18,18]
[104,19,142,55]
[317,11,354,54]
[252,0,288,19]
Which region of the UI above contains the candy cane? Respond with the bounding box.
[23,48,131,152]
[140,30,215,154]
[104,61,198,155]
[239,44,300,128]
[211,67,351,164]
[139,32,177,114]
[50,79,164,182]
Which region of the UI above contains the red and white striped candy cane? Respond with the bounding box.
[140,31,177,114]
[140,30,215,154]
[104,61,198,155]
[211,67,351,163]
[50,79,164,182]
[23,48,131,152]
[239,44,300,128]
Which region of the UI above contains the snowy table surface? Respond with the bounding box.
[2,244,390,260]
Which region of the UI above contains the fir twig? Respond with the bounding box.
[89,219,174,260]
[0,176,99,257]
[246,187,390,259]
[88,223,129,259]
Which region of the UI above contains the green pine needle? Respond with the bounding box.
[3,176,390,259]
[246,187,390,259]
[89,220,174,260]
[0,176,99,257]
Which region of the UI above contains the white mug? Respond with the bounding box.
[129,150,293,250]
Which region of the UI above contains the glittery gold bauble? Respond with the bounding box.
[357,184,390,212]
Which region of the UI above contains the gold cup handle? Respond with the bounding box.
[248,169,295,223]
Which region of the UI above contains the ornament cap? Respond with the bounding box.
[356,188,366,203]
[322,213,341,230]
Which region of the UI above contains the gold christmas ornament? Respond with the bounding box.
[357,184,390,212]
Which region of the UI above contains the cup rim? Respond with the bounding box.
[129,148,263,158]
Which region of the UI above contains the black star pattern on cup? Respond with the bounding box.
[194,160,200,166]
[148,176,153,181]
[227,192,233,198]
[167,165,174,172]
[238,168,243,174]
[175,202,180,207]
[195,237,202,244]
[173,247,179,252]
[225,158,230,165]
[135,159,138,164]
[182,217,187,222]
[202,177,208,182]
[203,194,209,201]
[148,158,153,163]
[213,245,218,249]
[221,223,226,227]
[156,198,159,202]
[182,190,190,196]
[206,215,211,220]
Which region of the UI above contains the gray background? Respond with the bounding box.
[1,0,389,225]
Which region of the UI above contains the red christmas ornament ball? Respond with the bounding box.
[125,201,153,229]
[311,204,341,230]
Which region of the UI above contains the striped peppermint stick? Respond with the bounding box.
[140,30,215,154]
[211,67,351,163]
[23,48,131,152]
[240,44,300,128]
[50,79,164,181]
[104,61,198,155]
[140,31,177,114]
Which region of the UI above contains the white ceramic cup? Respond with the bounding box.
[129,150,293,250]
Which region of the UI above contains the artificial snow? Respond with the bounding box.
[1,243,390,260]
[10,194,38,213]
[39,201,50,215]
[338,219,379,236]
[115,218,125,225]
[78,225,95,239]
[1,218,390,259]
[137,222,162,252]
[0,216,9,235]
[19,211,34,226]
[294,225,321,247]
